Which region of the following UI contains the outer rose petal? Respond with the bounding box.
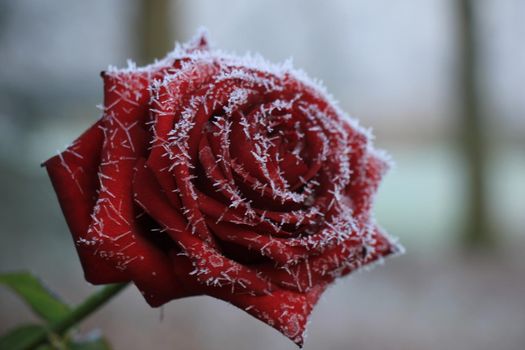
[346,150,390,220]
[84,72,187,306]
[44,120,128,283]
[171,255,326,347]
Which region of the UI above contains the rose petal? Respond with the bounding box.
[44,120,128,283]
[85,72,182,306]
[172,254,326,346]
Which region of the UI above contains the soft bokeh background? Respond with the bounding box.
[1,1,524,349]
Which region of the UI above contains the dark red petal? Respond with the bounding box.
[172,254,326,346]
[256,223,400,293]
[197,192,295,237]
[84,73,182,306]
[206,220,310,265]
[44,120,128,283]
[346,150,390,219]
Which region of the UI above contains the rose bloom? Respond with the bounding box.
[44,31,402,346]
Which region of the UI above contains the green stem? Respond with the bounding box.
[18,283,129,350]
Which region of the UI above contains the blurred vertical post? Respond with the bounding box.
[135,0,173,65]
[457,0,491,247]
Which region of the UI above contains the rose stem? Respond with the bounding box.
[18,282,130,350]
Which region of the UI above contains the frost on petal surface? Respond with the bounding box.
[44,29,402,345]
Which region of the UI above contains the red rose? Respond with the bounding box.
[44,31,401,345]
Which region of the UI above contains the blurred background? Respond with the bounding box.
[0,0,524,349]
